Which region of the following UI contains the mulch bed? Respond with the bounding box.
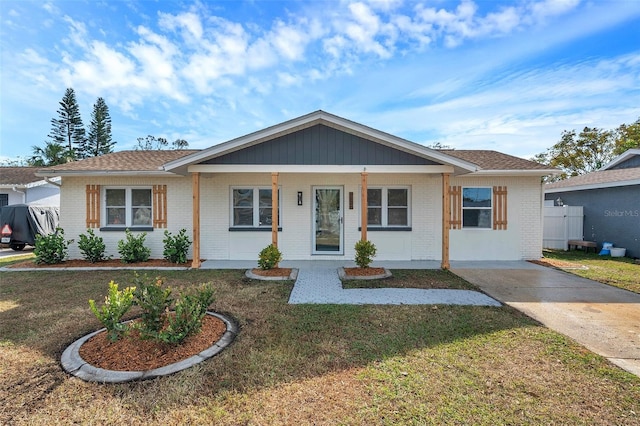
[343,267,387,276]
[7,258,194,268]
[79,315,226,371]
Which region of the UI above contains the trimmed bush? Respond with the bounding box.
[258,244,283,270]
[163,229,192,264]
[132,273,173,338]
[88,281,136,341]
[156,284,215,344]
[354,239,377,268]
[34,227,73,264]
[117,229,151,263]
[78,228,108,263]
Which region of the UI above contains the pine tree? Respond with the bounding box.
[85,97,116,157]
[48,88,86,160]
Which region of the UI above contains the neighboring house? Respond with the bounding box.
[37,111,556,267]
[545,149,640,258]
[0,167,60,207]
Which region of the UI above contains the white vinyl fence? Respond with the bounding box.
[543,206,584,250]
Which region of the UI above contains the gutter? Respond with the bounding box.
[45,177,62,187]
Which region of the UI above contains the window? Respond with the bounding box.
[231,187,280,228]
[104,187,152,227]
[366,187,410,227]
[0,194,8,207]
[462,187,491,228]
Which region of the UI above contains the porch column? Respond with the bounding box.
[271,172,279,247]
[192,172,201,269]
[441,173,450,270]
[361,171,368,241]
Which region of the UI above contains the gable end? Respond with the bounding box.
[201,124,439,166]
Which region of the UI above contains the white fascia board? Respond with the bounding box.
[467,169,559,177]
[164,110,478,173]
[600,149,640,170]
[545,179,640,193]
[188,164,455,174]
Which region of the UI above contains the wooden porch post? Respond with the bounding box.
[271,172,279,247]
[192,172,201,269]
[361,171,368,241]
[441,173,450,270]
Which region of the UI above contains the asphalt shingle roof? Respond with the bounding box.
[0,167,46,185]
[38,150,198,173]
[545,167,640,189]
[441,150,552,171]
[36,148,551,174]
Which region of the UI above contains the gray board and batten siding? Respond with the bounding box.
[544,185,639,258]
[202,124,440,166]
[610,156,640,170]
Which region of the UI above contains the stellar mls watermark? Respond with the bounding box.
[604,209,639,217]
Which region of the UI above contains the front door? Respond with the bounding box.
[313,187,343,254]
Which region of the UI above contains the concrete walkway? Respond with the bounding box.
[288,267,500,306]
[452,262,640,377]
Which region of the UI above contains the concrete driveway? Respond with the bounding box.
[451,262,640,377]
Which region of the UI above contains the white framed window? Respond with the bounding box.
[365,187,410,227]
[104,187,152,227]
[462,187,492,228]
[231,187,281,228]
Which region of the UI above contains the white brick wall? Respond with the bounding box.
[60,176,193,260]
[59,173,543,261]
[448,175,543,260]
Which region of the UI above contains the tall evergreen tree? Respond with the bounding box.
[48,88,86,160]
[84,97,116,157]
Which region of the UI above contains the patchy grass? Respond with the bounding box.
[541,249,640,294]
[343,269,477,290]
[0,252,35,267]
[1,269,639,424]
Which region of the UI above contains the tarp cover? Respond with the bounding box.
[0,204,60,245]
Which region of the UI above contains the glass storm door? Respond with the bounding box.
[313,187,343,254]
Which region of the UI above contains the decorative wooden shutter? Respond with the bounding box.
[493,186,508,230]
[449,185,462,229]
[86,185,100,228]
[153,185,168,228]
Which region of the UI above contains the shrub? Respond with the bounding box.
[258,244,283,270]
[78,228,108,263]
[132,273,173,338]
[88,281,136,342]
[34,227,73,264]
[155,284,215,344]
[354,239,377,268]
[163,229,192,264]
[117,229,151,263]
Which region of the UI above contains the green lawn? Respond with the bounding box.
[1,268,638,424]
[541,249,640,294]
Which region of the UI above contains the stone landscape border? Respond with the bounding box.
[245,268,299,281]
[60,312,238,383]
[337,267,392,280]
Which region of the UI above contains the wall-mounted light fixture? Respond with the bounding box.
[349,192,354,210]
[297,191,303,206]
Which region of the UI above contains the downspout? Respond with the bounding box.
[12,187,26,204]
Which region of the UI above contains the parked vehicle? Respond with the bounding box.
[0,204,60,251]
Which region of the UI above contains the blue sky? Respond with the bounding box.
[1,0,639,163]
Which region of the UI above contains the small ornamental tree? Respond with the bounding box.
[258,244,283,270]
[354,240,377,269]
